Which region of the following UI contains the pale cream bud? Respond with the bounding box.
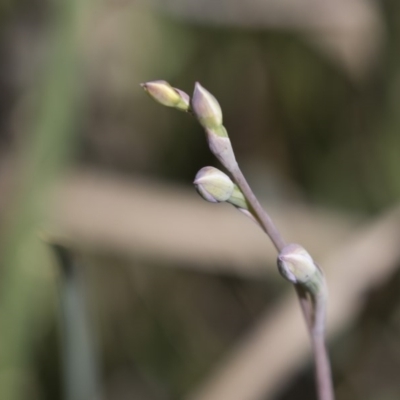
[277,244,318,285]
[191,82,223,130]
[141,80,189,111]
[193,167,234,203]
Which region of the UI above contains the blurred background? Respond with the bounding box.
[0,0,400,399]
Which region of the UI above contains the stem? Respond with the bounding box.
[295,286,314,332]
[230,164,335,400]
[311,289,334,400]
[302,270,334,400]
[231,165,286,251]
[186,89,335,398]
[313,333,334,400]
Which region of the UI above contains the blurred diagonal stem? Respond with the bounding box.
[0,0,90,399]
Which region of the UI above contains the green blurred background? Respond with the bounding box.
[0,0,400,399]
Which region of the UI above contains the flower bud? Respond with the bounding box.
[277,244,318,285]
[191,82,223,130]
[141,80,190,111]
[193,166,234,203]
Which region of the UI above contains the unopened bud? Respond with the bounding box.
[141,80,189,111]
[194,168,261,227]
[191,82,223,130]
[193,167,234,203]
[277,244,318,285]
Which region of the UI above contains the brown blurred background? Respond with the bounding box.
[0,0,400,399]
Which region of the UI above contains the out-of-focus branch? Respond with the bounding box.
[151,0,384,79]
[44,169,357,277]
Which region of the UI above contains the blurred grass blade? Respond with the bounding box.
[0,0,90,399]
[52,245,101,400]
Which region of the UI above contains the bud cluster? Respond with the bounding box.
[191,83,237,170]
[142,80,237,170]
[141,80,331,397]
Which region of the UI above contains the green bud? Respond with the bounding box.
[193,166,234,203]
[141,80,190,111]
[277,244,319,285]
[194,167,261,227]
[191,82,223,130]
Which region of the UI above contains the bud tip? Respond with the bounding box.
[191,82,223,130]
[141,80,189,111]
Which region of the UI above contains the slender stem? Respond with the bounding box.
[311,289,334,400]
[231,165,286,251]
[295,286,314,331]
[229,164,334,400]
[313,332,334,400]
[187,90,334,398]
[303,270,334,400]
